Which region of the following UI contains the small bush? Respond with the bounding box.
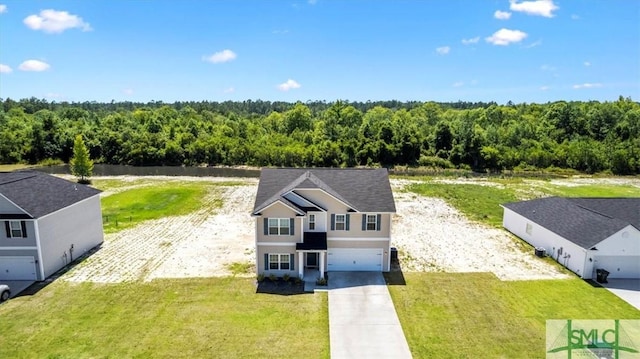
[283,273,290,282]
[269,274,277,282]
[295,276,303,284]
[316,277,327,286]
[256,274,265,282]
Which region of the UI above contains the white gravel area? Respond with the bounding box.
[62,175,586,283]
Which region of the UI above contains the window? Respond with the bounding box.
[268,218,290,236]
[335,214,346,230]
[269,254,291,270]
[309,214,315,230]
[525,223,533,235]
[366,215,377,231]
[5,221,25,238]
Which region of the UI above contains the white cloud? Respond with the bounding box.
[24,9,92,33]
[0,64,12,73]
[123,88,134,95]
[571,14,580,20]
[277,79,301,91]
[308,0,317,4]
[452,81,464,87]
[584,61,591,67]
[436,46,450,55]
[0,4,7,14]
[573,83,602,89]
[45,92,64,99]
[540,86,550,91]
[509,0,558,18]
[485,28,527,45]
[19,60,50,71]
[461,37,480,45]
[494,10,512,20]
[540,64,556,71]
[203,49,237,64]
[223,87,235,93]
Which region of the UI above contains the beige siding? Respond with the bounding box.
[256,244,298,276]
[294,189,392,238]
[255,202,300,244]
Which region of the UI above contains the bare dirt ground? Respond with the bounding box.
[62,175,637,283]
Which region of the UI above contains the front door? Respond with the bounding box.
[306,252,318,268]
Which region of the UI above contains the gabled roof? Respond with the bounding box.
[252,168,396,215]
[502,197,640,249]
[0,171,101,218]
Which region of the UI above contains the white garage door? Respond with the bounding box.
[327,248,383,271]
[0,256,37,280]
[594,256,640,279]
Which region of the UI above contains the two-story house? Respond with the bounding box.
[252,168,396,280]
[0,171,104,281]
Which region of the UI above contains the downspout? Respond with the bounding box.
[33,220,46,281]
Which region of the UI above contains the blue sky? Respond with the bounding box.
[0,1,638,104]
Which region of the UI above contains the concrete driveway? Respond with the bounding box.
[601,279,640,311]
[328,272,412,359]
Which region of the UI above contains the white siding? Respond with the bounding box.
[503,208,589,278]
[592,226,640,279]
[37,195,104,278]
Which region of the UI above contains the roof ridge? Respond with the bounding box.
[0,174,38,186]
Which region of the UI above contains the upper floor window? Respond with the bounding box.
[4,220,26,238]
[366,215,377,231]
[309,214,316,230]
[335,214,346,231]
[267,218,291,236]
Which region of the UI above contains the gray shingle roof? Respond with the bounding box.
[503,197,640,249]
[253,168,396,214]
[0,171,101,218]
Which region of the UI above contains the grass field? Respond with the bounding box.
[0,278,329,359]
[97,180,222,233]
[407,177,640,228]
[386,272,640,358]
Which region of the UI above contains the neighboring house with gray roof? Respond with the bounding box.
[252,168,396,280]
[0,171,104,281]
[502,197,640,279]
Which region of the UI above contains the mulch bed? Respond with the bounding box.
[256,278,305,295]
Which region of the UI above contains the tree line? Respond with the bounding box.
[1,96,639,174]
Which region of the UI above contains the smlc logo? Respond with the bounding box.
[547,319,640,358]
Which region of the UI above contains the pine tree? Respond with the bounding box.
[70,134,93,183]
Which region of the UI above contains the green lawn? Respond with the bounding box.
[98,181,221,233]
[386,272,640,358]
[0,278,329,359]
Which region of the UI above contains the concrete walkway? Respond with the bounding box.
[601,279,640,311]
[328,272,412,359]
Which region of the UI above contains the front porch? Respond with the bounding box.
[296,231,327,281]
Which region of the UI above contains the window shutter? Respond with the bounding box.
[376,214,381,231]
[263,218,268,235]
[4,221,10,238]
[362,214,366,231]
[21,221,27,237]
[345,214,350,231]
[330,214,335,230]
[264,253,269,270]
[290,254,294,271]
[290,218,294,236]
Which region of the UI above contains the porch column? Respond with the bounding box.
[298,251,304,279]
[319,251,325,279]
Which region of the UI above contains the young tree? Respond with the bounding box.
[70,134,93,183]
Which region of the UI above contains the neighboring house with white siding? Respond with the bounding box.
[252,168,396,280]
[0,171,104,281]
[502,197,640,279]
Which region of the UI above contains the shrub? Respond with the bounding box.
[269,274,277,282]
[256,274,265,282]
[283,273,290,282]
[316,277,327,286]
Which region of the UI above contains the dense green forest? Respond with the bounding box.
[1,96,639,174]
